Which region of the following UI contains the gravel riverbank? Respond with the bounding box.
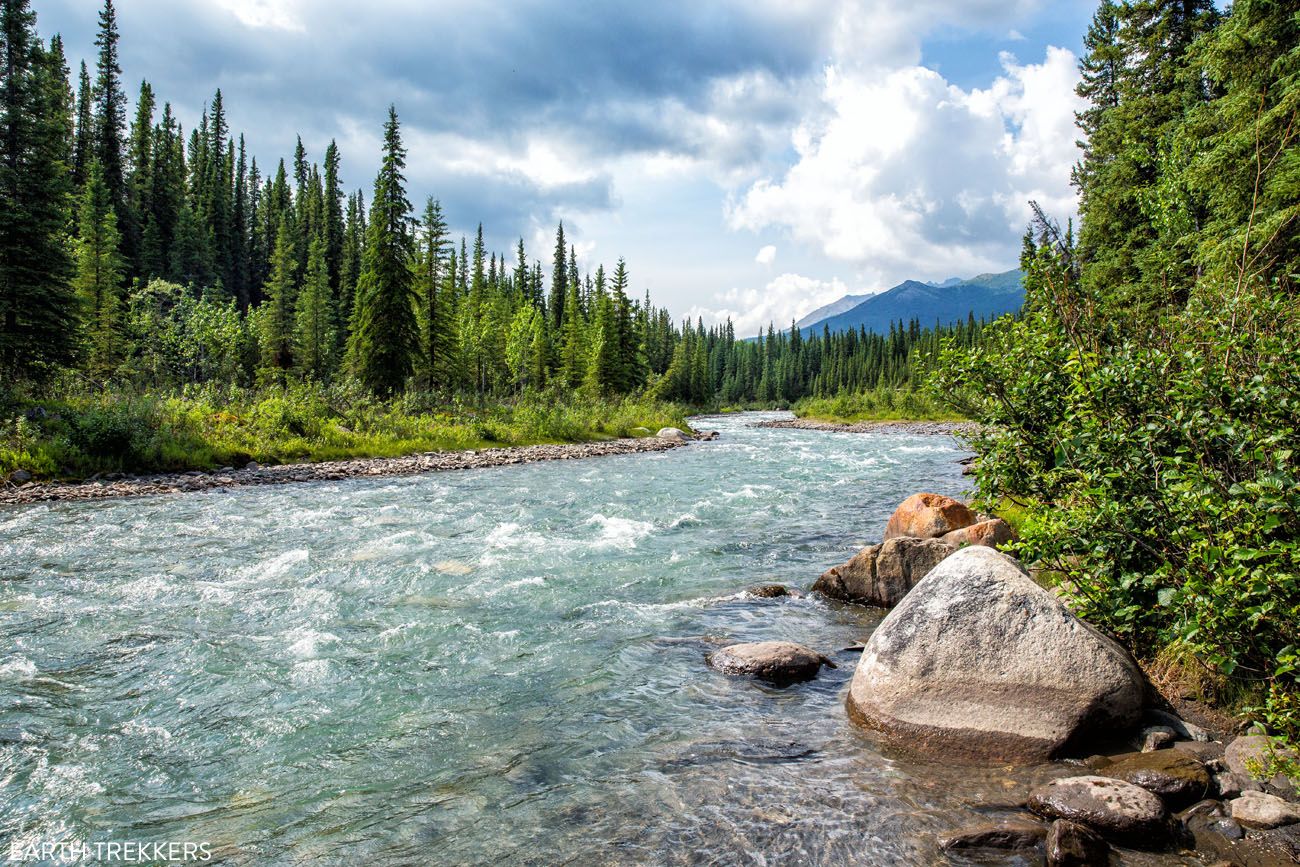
[0,437,689,507]
[752,418,979,436]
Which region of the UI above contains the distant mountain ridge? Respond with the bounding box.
[796,269,1023,335]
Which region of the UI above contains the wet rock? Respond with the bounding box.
[1104,750,1211,809]
[1147,708,1212,742]
[1172,740,1225,763]
[656,427,690,441]
[1046,819,1109,866]
[939,518,1014,549]
[811,537,954,607]
[846,546,1146,763]
[706,641,835,685]
[1210,817,1244,840]
[1027,776,1170,847]
[1231,791,1300,829]
[883,492,976,540]
[697,430,720,441]
[940,820,1046,852]
[1140,725,1178,752]
[1225,735,1300,797]
[746,584,799,599]
[8,469,32,484]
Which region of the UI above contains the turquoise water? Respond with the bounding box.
[0,414,1194,865]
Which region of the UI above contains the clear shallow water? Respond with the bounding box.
[0,413,1201,866]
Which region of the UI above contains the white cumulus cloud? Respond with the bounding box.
[688,273,854,337]
[755,245,776,265]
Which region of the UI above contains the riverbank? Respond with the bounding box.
[0,436,691,506]
[754,418,979,436]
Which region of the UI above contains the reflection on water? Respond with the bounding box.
[0,413,1204,865]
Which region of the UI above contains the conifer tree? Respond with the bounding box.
[259,216,296,377]
[549,221,566,327]
[345,106,418,395]
[72,59,91,188]
[74,161,123,376]
[0,0,79,377]
[294,235,334,380]
[125,79,153,272]
[416,197,451,389]
[322,140,343,292]
[92,0,131,260]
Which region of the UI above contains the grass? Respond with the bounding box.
[0,381,693,481]
[791,389,966,423]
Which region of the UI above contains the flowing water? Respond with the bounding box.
[1,412,1206,866]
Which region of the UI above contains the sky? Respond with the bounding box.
[35,0,1096,335]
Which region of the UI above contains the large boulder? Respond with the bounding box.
[1103,750,1211,809]
[1230,791,1300,829]
[811,537,954,607]
[1225,735,1299,797]
[1027,776,1170,847]
[846,546,1146,763]
[940,518,1014,549]
[706,641,835,685]
[883,493,976,540]
[656,427,691,441]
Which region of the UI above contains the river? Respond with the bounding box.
[0,412,1202,865]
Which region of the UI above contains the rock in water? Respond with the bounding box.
[746,584,798,599]
[811,537,954,607]
[1103,750,1210,809]
[940,820,1046,852]
[706,641,835,685]
[1046,819,1109,866]
[845,546,1146,763]
[883,492,976,540]
[1027,776,1170,846]
[656,427,690,441]
[939,518,1014,549]
[1230,791,1300,829]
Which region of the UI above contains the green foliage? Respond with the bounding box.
[73,161,125,376]
[793,388,962,423]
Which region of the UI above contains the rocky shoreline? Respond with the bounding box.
[752,417,979,436]
[0,435,693,507]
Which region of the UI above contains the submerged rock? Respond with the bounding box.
[812,537,954,607]
[939,517,1014,549]
[940,820,1046,852]
[706,641,835,685]
[883,492,976,540]
[1027,776,1170,846]
[746,584,799,599]
[1046,819,1109,867]
[1103,750,1211,809]
[845,546,1146,763]
[1231,791,1300,829]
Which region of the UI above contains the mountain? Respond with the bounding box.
[800,269,1023,336]
[794,294,873,330]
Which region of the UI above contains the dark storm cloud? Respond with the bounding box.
[33,0,831,226]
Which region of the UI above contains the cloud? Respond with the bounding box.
[726,44,1084,288]
[211,0,305,32]
[688,273,853,336]
[755,245,777,265]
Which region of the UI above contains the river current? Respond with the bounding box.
[1,412,1204,865]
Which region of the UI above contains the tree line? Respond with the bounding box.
[1,0,986,408]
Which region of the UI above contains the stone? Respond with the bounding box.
[1212,770,1261,799]
[1141,726,1177,752]
[813,537,955,607]
[1225,735,1300,796]
[1104,750,1211,809]
[940,820,1046,852]
[1230,791,1300,829]
[1046,819,1109,867]
[1146,708,1212,742]
[883,492,976,540]
[1027,776,1170,846]
[940,518,1014,549]
[244,460,261,470]
[706,641,834,685]
[746,584,798,599]
[8,469,32,484]
[845,547,1146,763]
[1171,740,1225,763]
[656,427,691,441]
[1210,818,1244,840]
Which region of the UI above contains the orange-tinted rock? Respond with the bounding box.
[883,493,976,540]
[940,518,1014,549]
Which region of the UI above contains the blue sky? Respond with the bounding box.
[35,0,1096,334]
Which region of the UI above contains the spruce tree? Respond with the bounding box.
[322,140,343,292]
[345,106,418,395]
[92,0,131,262]
[74,161,124,376]
[0,0,79,378]
[125,79,153,274]
[549,221,566,327]
[72,59,91,188]
[294,235,334,380]
[417,197,450,389]
[259,216,296,377]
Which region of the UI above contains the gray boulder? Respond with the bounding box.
[1046,819,1109,866]
[1027,776,1170,846]
[8,469,32,484]
[812,537,954,607]
[1230,791,1300,829]
[656,427,691,441]
[706,641,835,685]
[846,546,1146,763]
[1225,734,1299,797]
